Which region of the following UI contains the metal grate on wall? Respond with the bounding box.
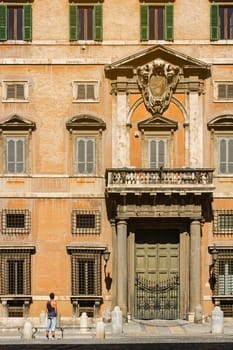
[213,210,233,235]
[72,210,101,234]
[214,249,233,296]
[1,209,31,234]
[71,249,102,296]
[0,249,31,295]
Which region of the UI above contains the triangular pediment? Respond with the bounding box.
[105,45,210,79]
[66,114,106,131]
[207,115,233,131]
[0,114,36,131]
[138,114,178,132]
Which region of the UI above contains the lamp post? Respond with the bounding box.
[102,247,112,292]
[209,244,218,291]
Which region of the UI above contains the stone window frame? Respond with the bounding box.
[66,114,106,177]
[213,209,233,235]
[72,80,100,103]
[214,81,233,102]
[0,114,36,176]
[207,115,233,176]
[2,80,29,103]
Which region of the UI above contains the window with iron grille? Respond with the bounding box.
[0,250,31,295]
[71,249,102,296]
[214,210,233,235]
[72,210,100,234]
[214,250,233,296]
[1,209,31,234]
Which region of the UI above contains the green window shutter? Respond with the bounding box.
[69,5,78,41]
[165,4,174,41]
[0,5,7,41]
[210,4,219,41]
[23,5,32,41]
[94,5,102,41]
[140,5,148,41]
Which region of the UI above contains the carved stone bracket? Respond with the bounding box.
[137,59,180,115]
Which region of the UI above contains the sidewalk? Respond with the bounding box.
[0,319,233,344]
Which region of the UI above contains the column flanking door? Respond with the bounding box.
[135,230,179,319]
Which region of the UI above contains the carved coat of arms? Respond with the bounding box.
[137,60,180,115]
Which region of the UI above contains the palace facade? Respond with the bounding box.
[0,0,233,322]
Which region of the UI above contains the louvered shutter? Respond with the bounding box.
[23,5,32,41]
[87,84,95,100]
[94,5,102,41]
[7,85,16,99]
[210,4,219,41]
[0,5,7,41]
[140,5,148,41]
[219,138,227,173]
[165,4,174,41]
[69,5,78,41]
[149,139,166,168]
[77,138,85,173]
[16,139,25,173]
[77,85,85,99]
[228,139,233,173]
[86,138,95,174]
[7,138,25,174]
[7,139,16,173]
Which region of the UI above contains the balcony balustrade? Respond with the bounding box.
[106,168,215,195]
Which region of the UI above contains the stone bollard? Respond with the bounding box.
[211,306,224,334]
[96,320,105,339]
[39,311,46,326]
[111,306,123,335]
[23,320,33,339]
[80,312,88,333]
[194,304,203,324]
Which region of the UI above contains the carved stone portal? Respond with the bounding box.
[137,60,180,115]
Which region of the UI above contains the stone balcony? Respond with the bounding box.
[105,168,215,195]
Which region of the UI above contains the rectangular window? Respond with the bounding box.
[149,139,166,168]
[8,259,24,294]
[72,210,100,234]
[69,5,102,41]
[214,210,233,235]
[76,137,95,175]
[6,137,25,174]
[1,209,31,234]
[71,249,102,296]
[140,4,173,41]
[2,81,29,102]
[0,4,32,41]
[72,81,99,102]
[219,137,233,174]
[211,4,233,40]
[217,83,233,100]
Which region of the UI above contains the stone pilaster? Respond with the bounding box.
[189,219,201,315]
[116,219,128,316]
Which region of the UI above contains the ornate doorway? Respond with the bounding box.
[135,230,179,319]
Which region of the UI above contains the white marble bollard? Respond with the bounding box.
[23,320,33,339]
[96,320,105,339]
[39,310,46,326]
[111,306,123,335]
[80,312,88,333]
[211,306,224,334]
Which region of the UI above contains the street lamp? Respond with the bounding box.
[209,244,218,291]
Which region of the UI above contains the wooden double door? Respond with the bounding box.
[135,230,179,319]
